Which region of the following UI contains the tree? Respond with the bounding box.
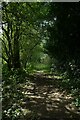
[2,2,22,69]
[2,2,49,70]
[46,3,80,75]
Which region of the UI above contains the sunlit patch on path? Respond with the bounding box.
[19,72,80,119]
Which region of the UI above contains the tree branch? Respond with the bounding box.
[2,25,10,41]
[1,39,9,57]
[2,55,8,63]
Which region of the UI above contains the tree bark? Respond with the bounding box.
[13,26,20,69]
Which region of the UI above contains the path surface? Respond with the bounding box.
[19,72,80,120]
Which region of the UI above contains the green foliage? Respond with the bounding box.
[74,97,80,107]
[2,3,50,119]
[3,64,26,84]
[46,3,80,72]
[2,2,49,70]
[2,61,42,120]
[34,63,50,72]
[45,3,80,98]
[2,3,80,119]
[2,65,40,120]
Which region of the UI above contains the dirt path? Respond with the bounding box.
[20,72,80,120]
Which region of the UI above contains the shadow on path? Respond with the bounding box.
[20,72,80,120]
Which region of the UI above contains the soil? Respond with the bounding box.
[19,71,80,120]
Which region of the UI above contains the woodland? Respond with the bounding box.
[2,2,80,120]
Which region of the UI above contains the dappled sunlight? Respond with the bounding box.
[17,73,80,119]
[3,71,80,120]
[3,71,79,119]
[21,108,31,116]
[53,75,62,79]
[2,2,80,120]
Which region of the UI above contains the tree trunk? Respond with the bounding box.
[13,26,20,69]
